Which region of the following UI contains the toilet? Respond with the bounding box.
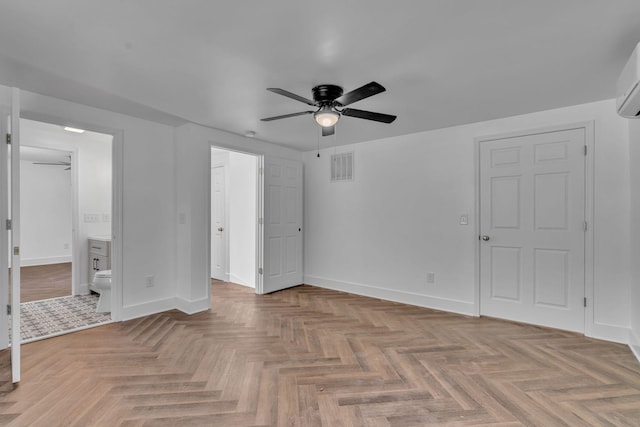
[93,270,112,313]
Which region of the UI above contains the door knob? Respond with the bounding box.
[481,235,490,241]
[218,227,224,232]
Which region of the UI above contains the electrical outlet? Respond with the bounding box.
[427,272,435,284]
[63,243,70,250]
[145,275,155,287]
[102,213,111,222]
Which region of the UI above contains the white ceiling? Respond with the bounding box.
[19,119,110,162]
[0,1,639,151]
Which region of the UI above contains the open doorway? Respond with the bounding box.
[210,147,259,289]
[18,118,114,342]
[20,145,73,301]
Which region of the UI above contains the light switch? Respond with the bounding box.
[84,213,100,223]
[459,214,468,225]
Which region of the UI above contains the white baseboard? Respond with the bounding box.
[121,297,178,321]
[587,322,630,344]
[229,274,255,289]
[175,296,210,314]
[21,256,72,267]
[304,275,476,316]
[630,329,640,363]
[121,296,211,321]
[304,275,636,349]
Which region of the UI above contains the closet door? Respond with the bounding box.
[479,126,586,333]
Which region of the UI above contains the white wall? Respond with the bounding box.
[19,159,72,266]
[10,88,177,321]
[2,85,301,321]
[229,151,257,288]
[629,119,640,359]
[304,99,631,343]
[175,123,301,312]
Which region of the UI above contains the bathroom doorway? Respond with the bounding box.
[210,147,259,289]
[18,118,114,342]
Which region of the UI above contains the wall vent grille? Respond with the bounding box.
[330,152,354,182]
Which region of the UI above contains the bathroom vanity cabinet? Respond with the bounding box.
[88,237,111,292]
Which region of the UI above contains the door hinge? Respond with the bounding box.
[6,304,11,315]
[5,134,10,144]
[5,219,11,230]
[258,267,263,275]
[258,218,263,225]
[584,145,587,156]
[583,221,588,232]
[584,297,587,307]
[258,167,264,176]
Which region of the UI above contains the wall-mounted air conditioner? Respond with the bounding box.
[617,42,640,118]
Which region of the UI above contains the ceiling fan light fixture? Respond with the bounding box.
[314,107,340,128]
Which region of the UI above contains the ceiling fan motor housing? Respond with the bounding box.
[312,84,343,106]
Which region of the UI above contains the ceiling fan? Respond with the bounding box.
[33,156,71,170]
[261,81,396,136]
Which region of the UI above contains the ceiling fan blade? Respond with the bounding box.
[342,108,396,124]
[267,88,316,106]
[260,111,314,121]
[322,126,335,137]
[336,81,386,106]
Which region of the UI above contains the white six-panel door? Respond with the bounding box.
[479,127,586,332]
[260,156,303,294]
[211,165,227,281]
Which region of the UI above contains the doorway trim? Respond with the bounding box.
[256,155,264,294]
[19,110,124,322]
[474,121,595,335]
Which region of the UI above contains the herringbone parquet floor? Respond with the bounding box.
[0,282,639,426]
[20,262,72,302]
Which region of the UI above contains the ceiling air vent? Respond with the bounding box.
[331,152,354,182]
